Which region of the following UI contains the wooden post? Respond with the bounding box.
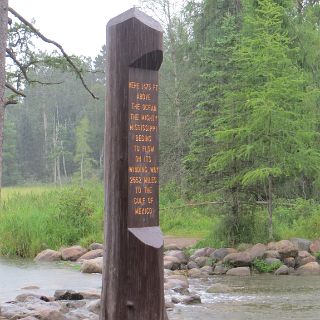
[101,8,166,320]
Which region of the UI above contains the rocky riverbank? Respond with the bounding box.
[2,238,320,319]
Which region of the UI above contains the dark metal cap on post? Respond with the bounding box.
[102,8,166,320]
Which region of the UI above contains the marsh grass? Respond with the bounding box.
[0,183,104,258]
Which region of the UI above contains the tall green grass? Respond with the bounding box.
[0,183,104,257]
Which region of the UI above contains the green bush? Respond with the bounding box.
[252,258,282,273]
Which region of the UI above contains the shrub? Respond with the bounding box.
[252,258,282,273]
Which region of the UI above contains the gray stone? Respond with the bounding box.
[296,251,316,267]
[226,267,250,276]
[223,252,252,267]
[283,257,295,268]
[190,247,215,260]
[296,262,320,275]
[264,258,282,265]
[163,255,181,270]
[54,290,84,301]
[267,240,298,259]
[77,249,103,262]
[275,265,289,275]
[80,257,103,274]
[34,249,62,262]
[290,238,311,252]
[310,240,320,254]
[188,268,207,278]
[86,299,100,315]
[213,264,229,275]
[61,246,88,261]
[164,250,188,265]
[195,256,208,268]
[246,243,267,260]
[187,261,198,269]
[206,283,233,293]
[210,248,237,261]
[183,295,201,305]
[89,243,103,251]
[263,250,281,259]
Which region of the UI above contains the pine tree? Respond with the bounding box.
[209,0,320,240]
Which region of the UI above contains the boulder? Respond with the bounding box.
[164,275,189,291]
[163,256,181,270]
[187,261,198,269]
[267,240,298,259]
[61,246,87,261]
[264,258,282,265]
[210,248,237,261]
[188,268,207,278]
[78,290,101,300]
[283,257,295,268]
[164,250,188,265]
[246,243,266,260]
[263,250,281,259]
[54,290,84,301]
[290,238,311,252]
[195,256,208,268]
[34,249,62,262]
[226,267,250,276]
[275,265,289,275]
[213,264,229,275]
[36,309,67,320]
[80,257,103,274]
[223,252,252,267]
[200,266,213,275]
[296,251,316,268]
[86,299,101,315]
[296,262,320,275]
[183,295,201,305]
[190,247,214,260]
[77,249,103,262]
[89,243,103,251]
[310,240,320,254]
[206,283,233,293]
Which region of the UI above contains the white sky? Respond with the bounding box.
[9,0,140,58]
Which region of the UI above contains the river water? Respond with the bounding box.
[1,257,320,319]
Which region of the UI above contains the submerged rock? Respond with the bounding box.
[206,283,233,293]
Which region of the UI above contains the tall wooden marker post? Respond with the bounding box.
[101,8,167,320]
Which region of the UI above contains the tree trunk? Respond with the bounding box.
[267,175,273,240]
[80,154,84,186]
[0,0,8,201]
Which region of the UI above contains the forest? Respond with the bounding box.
[2,0,320,254]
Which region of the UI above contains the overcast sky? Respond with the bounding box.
[9,0,140,58]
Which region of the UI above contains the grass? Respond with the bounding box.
[0,182,215,258]
[0,183,104,258]
[2,184,56,200]
[4,182,320,259]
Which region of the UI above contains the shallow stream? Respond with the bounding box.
[2,257,320,319]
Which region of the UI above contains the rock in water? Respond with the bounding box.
[34,249,62,262]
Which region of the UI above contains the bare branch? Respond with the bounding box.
[6,48,63,85]
[5,82,26,97]
[8,7,98,99]
[4,99,18,106]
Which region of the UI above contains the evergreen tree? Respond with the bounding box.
[209,0,320,240]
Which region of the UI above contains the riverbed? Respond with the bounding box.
[2,257,320,319]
